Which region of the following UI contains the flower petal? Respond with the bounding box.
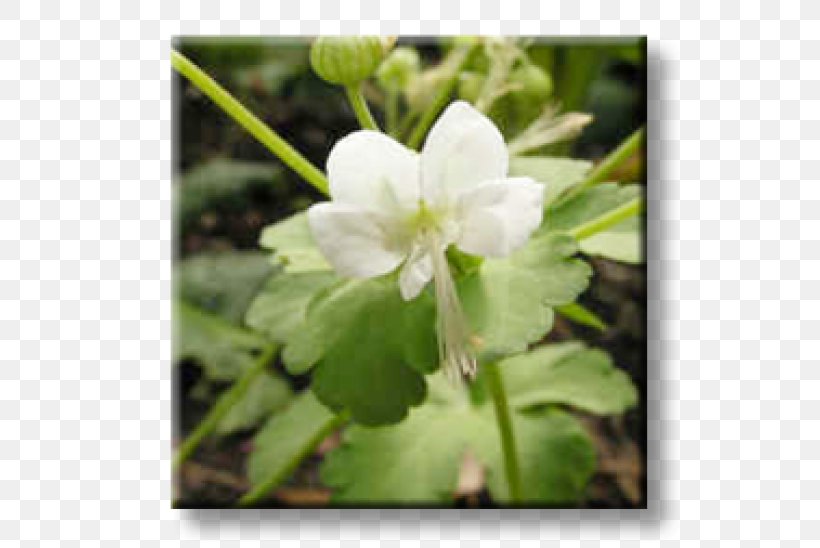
[307,202,407,278]
[327,130,420,213]
[454,178,545,258]
[398,243,433,301]
[420,101,508,203]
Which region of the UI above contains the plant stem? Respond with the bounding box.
[569,196,644,241]
[344,84,380,131]
[385,88,399,137]
[576,127,645,192]
[237,411,349,507]
[171,49,329,196]
[484,361,523,503]
[406,43,476,150]
[173,345,278,471]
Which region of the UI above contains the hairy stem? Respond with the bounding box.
[173,345,278,471]
[406,42,476,150]
[570,196,644,241]
[171,49,329,195]
[485,361,523,503]
[344,84,380,131]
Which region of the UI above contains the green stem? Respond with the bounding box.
[344,84,380,131]
[570,196,643,241]
[385,88,399,137]
[484,361,523,503]
[237,411,349,506]
[576,127,645,192]
[173,345,278,471]
[406,43,476,150]
[171,49,329,196]
[397,110,419,142]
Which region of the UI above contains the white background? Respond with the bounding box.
[1,0,818,545]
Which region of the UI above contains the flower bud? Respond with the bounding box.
[457,71,485,103]
[509,64,553,101]
[310,36,385,86]
[376,47,421,91]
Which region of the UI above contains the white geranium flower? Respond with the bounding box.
[308,101,544,380]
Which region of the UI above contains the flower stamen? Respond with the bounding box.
[425,230,477,382]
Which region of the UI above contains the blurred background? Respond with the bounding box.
[173,37,646,507]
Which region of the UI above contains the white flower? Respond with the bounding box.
[307,101,544,380]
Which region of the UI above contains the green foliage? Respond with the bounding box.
[499,341,638,414]
[508,156,592,207]
[320,345,631,505]
[556,302,608,332]
[272,231,591,426]
[283,275,439,425]
[547,183,640,232]
[545,183,644,263]
[321,399,477,503]
[245,271,338,344]
[244,390,340,503]
[175,252,294,435]
[176,251,274,324]
[479,408,596,503]
[259,211,331,272]
[459,233,591,362]
[174,300,265,381]
[579,216,643,264]
[216,372,293,435]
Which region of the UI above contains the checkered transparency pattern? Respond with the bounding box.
[0,0,818,544]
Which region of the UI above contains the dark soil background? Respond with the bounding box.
[173,37,646,508]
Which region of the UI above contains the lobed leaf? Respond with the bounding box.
[245,271,338,344]
[283,276,438,425]
[259,212,331,273]
[500,342,639,414]
[321,369,598,505]
[459,232,592,361]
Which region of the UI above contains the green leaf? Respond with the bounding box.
[544,183,643,264]
[556,302,608,331]
[321,401,477,503]
[259,212,331,272]
[215,372,293,435]
[176,251,273,324]
[321,370,597,505]
[479,407,596,504]
[579,216,643,263]
[283,275,439,425]
[459,233,591,361]
[546,183,640,233]
[244,390,339,503]
[245,271,338,344]
[175,300,266,380]
[509,156,592,207]
[500,342,638,415]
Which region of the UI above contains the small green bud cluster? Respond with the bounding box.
[376,47,421,91]
[310,36,387,86]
